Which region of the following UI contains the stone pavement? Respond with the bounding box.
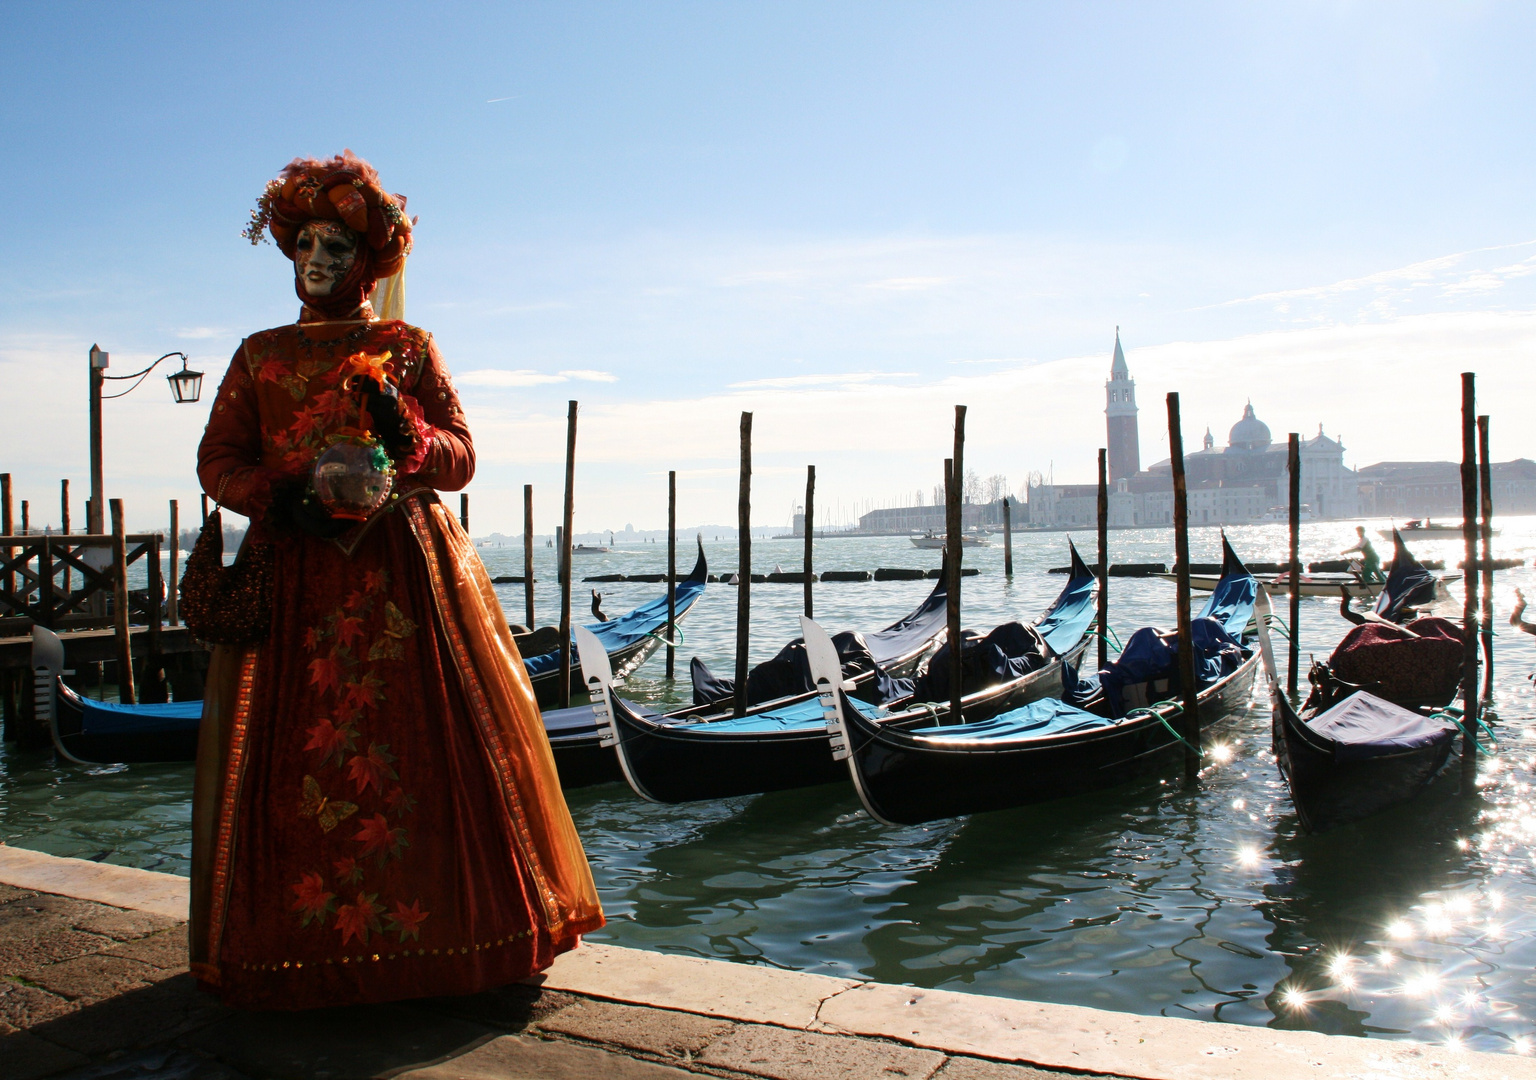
[2,847,1532,1080]
[0,881,1085,1080]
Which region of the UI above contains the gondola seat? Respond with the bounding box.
[1324,617,1463,709]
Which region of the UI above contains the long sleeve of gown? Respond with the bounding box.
[400,335,475,491]
[197,343,276,519]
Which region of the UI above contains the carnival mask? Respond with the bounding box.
[294,221,360,297]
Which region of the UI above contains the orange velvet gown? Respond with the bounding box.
[189,315,602,1009]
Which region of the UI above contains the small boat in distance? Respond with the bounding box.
[571,543,612,554]
[1378,518,1498,538]
[910,531,989,549]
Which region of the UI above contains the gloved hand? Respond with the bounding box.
[268,480,351,539]
[361,382,415,463]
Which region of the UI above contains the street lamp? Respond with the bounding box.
[87,346,204,533]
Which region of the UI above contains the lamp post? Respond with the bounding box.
[87,346,203,533]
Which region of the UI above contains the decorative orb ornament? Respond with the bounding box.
[311,436,394,521]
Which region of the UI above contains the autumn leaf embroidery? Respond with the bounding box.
[290,872,335,927]
[308,655,344,695]
[385,786,417,818]
[334,614,367,651]
[354,813,409,862]
[303,716,357,764]
[299,774,359,834]
[333,855,364,886]
[335,892,384,945]
[386,898,430,942]
[342,672,386,712]
[346,743,398,795]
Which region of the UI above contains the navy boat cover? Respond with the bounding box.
[1307,691,1457,762]
[1375,530,1437,623]
[1198,535,1257,638]
[1097,618,1247,717]
[910,697,1110,742]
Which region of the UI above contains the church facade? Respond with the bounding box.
[1026,333,1361,526]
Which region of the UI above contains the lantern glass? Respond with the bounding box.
[167,365,204,404]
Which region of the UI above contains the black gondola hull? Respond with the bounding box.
[1272,697,1456,834]
[613,639,1089,804]
[52,682,201,764]
[845,652,1259,826]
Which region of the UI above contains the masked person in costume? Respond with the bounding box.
[190,152,602,1009]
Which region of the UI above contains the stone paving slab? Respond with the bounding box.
[3,850,1535,1080]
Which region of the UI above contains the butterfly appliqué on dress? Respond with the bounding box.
[300,774,359,833]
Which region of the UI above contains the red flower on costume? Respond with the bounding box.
[335,892,384,945]
[386,899,430,942]
[290,872,335,927]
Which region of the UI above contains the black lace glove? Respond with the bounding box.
[361,383,414,463]
[267,480,351,539]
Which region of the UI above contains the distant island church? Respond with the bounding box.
[1026,330,1361,527]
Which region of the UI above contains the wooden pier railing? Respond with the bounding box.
[0,532,167,633]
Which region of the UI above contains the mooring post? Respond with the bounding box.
[200,494,208,526]
[522,485,535,630]
[666,470,677,679]
[60,480,71,599]
[20,500,28,535]
[734,412,753,718]
[1288,433,1301,700]
[1459,374,1479,756]
[1,473,11,601]
[168,500,180,626]
[1002,494,1014,578]
[1477,415,1494,699]
[1166,394,1200,784]
[948,404,967,727]
[109,499,136,705]
[460,493,469,534]
[1097,448,1108,672]
[558,400,578,710]
[803,465,815,618]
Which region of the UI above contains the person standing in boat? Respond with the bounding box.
[1340,526,1384,585]
[190,152,602,1009]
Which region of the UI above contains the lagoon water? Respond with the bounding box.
[4,519,1535,1053]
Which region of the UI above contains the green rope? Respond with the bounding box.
[644,623,685,648]
[1124,698,1202,757]
[1431,709,1499,754]
[1089,624,1125,653]
[1265,614,1293,642]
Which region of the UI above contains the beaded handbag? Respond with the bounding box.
[179,508,274,645]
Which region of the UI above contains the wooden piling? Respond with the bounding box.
[1097,449,1108,672]
[20,501,28,535]
[200,494,208,526]
[460,493,469,534]
[1478,415,1494,697]
[803,465,815,618]
[61,480,71,598]
[948,405,967,727]
[2,474,11,600]
[1458,374,1479,757]
[168,500,180,626]
[522,485,535,630]
[735,412,753,718]
[666,471,677,679]
[1166,394,1200,784]
[1000,495,1013,579]
[559,401,578,710]
[1288,433,1301,699]
[109,499,136,705]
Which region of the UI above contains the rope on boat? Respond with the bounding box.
[1089,625,1125,653]
[1123,698,1203,757]
[1263,613,1293,642]
[643,622,685,648]
[1432,708,1499,754]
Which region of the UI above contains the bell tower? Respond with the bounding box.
[1105,327,1140,481]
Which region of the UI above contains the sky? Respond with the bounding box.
[2,2,1535,535]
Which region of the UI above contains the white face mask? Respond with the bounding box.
[294,221,360,297]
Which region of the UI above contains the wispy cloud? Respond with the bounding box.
[457,369,568,388]
[560,369,619,383]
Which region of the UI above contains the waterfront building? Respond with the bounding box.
[1357,458,1536,516]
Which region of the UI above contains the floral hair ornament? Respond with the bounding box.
[241,150,413,280]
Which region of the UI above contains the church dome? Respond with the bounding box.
[1228,402,1271,450]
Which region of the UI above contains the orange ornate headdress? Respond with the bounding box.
[244,150,413,316]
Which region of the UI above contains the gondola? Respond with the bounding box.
[809,537,1261,826]
[546,559,958,788]
[522,538,708,707]
[28,542,709,768]
[577,543,1100,804]
[31,626,202,765]
[1256,539,1468,834]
